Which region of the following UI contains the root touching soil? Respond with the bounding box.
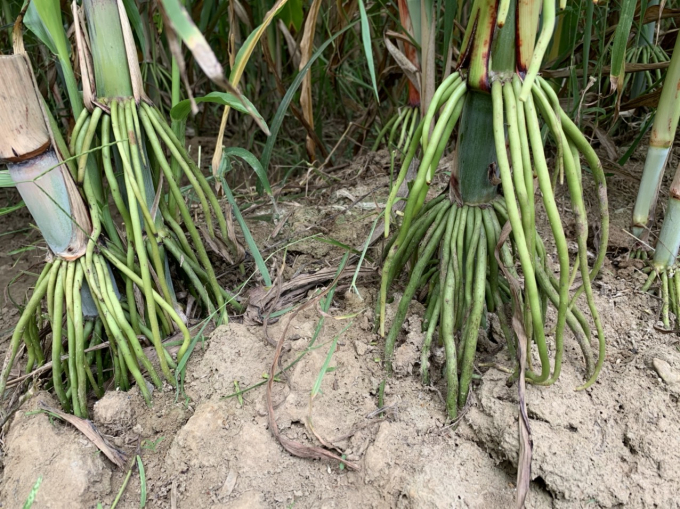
[0,155,679,508]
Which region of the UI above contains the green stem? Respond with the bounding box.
[523,87,569,384]
[100,247,192,363]
[64,262,81,417]
[458,224,487,409]
[112,102,174,385]
[51,263,71,412]
[73,263,88,417]
[492,80,550,383]
[385,203,451,370]
[138,107,225,315]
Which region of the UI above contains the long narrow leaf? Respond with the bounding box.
[223,147,272,195]
[0,201,26,216]
[358,0,379,101]
[211,0,290,175]
[25,0,83,116]
[442,0,456,58]
[0,170,16,188]
[610,0,637,96]
[310,321,353,399]
[137,455,147,508]
[218,170,272,287]
[122,0,147,58]
[158,0,268,134]
[230,0,290,84]
[170,91,267,129]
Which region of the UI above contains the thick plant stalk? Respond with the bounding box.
[632,32,680,242]
[648,163,680,330]
[518,0,555,101]
[380,0,608,419]
[0,23,214,412]
[653,165,680,271]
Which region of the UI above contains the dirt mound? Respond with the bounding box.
[1,393,112,508]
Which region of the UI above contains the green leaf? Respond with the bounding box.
[223,147,272,195]
[170,92,267,131]
[136,455,147,508]
[218,170,272,287]
[407,0,422,47]
[25,0,83,116]
[358,0,379,101]
[230,0,290,84]
[0,201,26,216]
[24,2,57,55]
[442,0,456,59]
[610,0,637,93]
[159,0,269,134]
[198,0,215,32]
[311,319,352,399]
[0,170,16,188]
[22,476,43,509]
[122,0,148,57]
[278,0,303,32]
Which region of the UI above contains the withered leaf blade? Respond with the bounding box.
[38,401,127,468]
[199,225,240,265]
[298,0,323,161]
[494,222,533,509]
[384,36,421,94]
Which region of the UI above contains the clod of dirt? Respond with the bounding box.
[1,392,112,507]
[466,360,680,508]
[354,339,369,356]
[392,316,424,377]
[652,357,680,391]
[184,323,270,402]
[93,390,134,435]
[165,400,231,498]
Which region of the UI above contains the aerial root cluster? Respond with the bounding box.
[379,74,609,418]
[0,98,248,414]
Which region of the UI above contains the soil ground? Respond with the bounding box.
[1,147,680,509]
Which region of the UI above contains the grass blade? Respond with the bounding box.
[0,170,16,188]
[24,0,82,116]
[358,0,379,101]
[222,147,272,195]
[122,0,147,57]
[310,321,353,400]
[299,0,323,160]
[218,167,272,287]
[610,0,637,97]
[0,201,25,216]
[210,0,291,174]
[22,476,42,509]
[136,455,147,508]
[158,0,268,133]
[170,91,267,130]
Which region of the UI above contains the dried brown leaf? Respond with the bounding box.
[299,0,323,161]
[384,36,421,94]
[38,401,127,468]
[495,222,533,509]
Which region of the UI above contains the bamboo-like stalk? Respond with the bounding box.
[653,163,680,271]
[632,32,680,241]
[380,0,607,419]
